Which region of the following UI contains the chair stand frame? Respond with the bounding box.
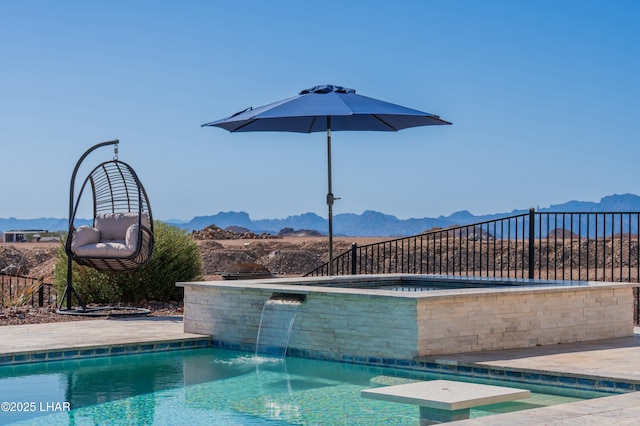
[57,140,153,316]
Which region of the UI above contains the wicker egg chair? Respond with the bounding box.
[65,159,154,271]
[59,140,154,314]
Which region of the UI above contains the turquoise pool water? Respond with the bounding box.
[0,348,613,425]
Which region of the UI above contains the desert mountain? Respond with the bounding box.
[2,193,640,237]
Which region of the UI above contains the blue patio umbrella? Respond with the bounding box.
[202,85,451,274]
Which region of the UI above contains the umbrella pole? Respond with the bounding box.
[326,117,334,275]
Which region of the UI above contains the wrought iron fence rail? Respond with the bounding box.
[305,209,640,284]
[304,209,640,323]
[1,274,55,308]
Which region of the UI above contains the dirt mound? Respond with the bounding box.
[0,245,58,281]
[191,224,277,240]
[277,227,324,237]
[193,237,364,278]
[0,236,382,285]
[262,249,323,275]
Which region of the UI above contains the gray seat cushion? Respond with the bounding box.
[72,213,148,258]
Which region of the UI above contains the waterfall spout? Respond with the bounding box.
[255,293,305,358]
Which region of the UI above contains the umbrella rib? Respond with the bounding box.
[308,116,318,133]
[371,114,399,131]
[232,119,259,132]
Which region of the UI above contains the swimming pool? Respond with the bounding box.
[0,348,614,425]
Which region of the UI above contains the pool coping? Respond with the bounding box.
[0,337,213,366]
[0,316,208,366]
[177,273,638,300]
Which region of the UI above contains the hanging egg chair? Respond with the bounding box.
[66,160,154,271]
[59,140,154,313]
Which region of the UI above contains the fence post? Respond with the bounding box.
[528,208,535,279]
[38,284,45,307]
[351,243,358,275]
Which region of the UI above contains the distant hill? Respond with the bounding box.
[3,193,640,237]
[0,217,92,233]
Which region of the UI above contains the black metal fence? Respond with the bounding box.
[305,209,640,321]
[306,209,640,281]
[1,274,55,308]
[306,209,640,282]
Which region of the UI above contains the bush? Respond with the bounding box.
[54,221,202,304]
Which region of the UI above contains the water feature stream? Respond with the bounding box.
[255,293,305,358]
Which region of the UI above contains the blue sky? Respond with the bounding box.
[1,1,639,221]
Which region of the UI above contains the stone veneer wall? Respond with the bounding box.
[180,281,635,360]
[182,285,419,360]
[417,286,634,356]
[290,292,418,360]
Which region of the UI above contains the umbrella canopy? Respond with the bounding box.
[202,84,450,132]
[203,84,451,274]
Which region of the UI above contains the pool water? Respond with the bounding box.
[0,348,613,425]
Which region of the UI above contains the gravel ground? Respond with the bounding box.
[0,302,183,326]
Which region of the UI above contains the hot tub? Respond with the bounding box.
[177,274,636,360]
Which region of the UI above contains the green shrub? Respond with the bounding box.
[54,221,202,304]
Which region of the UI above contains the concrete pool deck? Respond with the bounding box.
[0,316,210,364]
[0,318,639,424]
